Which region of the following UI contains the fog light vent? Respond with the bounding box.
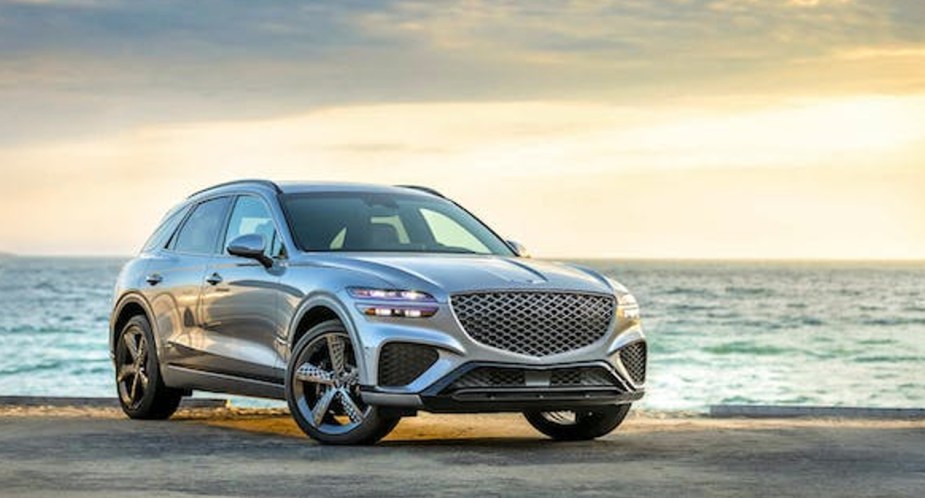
[619,342,647,384]
[378,343,438,387]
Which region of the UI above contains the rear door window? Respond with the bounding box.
[171,197,232,255]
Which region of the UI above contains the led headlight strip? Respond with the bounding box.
[348,287,439,318]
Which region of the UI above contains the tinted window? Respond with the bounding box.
[282,192,513,255]
[142,204,191,253]
[224,196,283,257]
[172,197,231,255]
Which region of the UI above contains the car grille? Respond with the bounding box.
[445,366,620,393]
[451,291,615,356]
[619,342,647,384]
[378,342,439,387]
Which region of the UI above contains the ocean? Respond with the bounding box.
[0,256,922,411]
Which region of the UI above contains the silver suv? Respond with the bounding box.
[110,180,647,444]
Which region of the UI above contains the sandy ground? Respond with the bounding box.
[0,407,923,497]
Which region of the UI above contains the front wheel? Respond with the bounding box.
[524,404,632,441]
[286,320,400,445]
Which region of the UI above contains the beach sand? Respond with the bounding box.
[1,406,923,497]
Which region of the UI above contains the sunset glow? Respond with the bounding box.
[0,0,923,259]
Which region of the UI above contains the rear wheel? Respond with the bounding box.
[115,315,183,420]
[286,320,400,445]
[524,404,631,441]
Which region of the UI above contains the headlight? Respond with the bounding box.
[617,293,640,320]
[347,287,439,318]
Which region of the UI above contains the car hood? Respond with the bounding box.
[295,253,616,297]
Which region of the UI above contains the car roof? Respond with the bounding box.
[278,181,439,197]
[188,180,444,201]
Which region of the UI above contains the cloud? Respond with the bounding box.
[1,0,924,145]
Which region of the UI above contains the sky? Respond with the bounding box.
[0,0,923,259]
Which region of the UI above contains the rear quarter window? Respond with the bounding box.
[142,205,192,253]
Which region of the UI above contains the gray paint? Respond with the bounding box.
[110,181,646,409]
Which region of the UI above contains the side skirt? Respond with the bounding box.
[162,364,286,400]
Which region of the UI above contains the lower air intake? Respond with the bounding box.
[619,342,647,384]
[446,366,619,392]
[378,343,438,387]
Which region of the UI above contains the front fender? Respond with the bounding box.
[109,292,159,358]
[286,292,369,378]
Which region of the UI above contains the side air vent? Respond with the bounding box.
[378,342,439,387]
[619,342,647,384]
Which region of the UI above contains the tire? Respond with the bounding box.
[286,320,400,445]
[524,404,632,441]
[115,315,183,420]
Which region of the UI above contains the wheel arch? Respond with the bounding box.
[288,294,358,346]
[287,294,367,378]
[110,293,157,358]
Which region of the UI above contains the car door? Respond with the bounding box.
[145,196,233,371]
[198,195,286,383]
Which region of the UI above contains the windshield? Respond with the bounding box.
[281,192,515,256]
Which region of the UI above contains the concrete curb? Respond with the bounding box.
[0,396,228,409]
[710,404,925,420]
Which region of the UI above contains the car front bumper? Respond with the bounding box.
[360,359,645,414]
[342,288,647,413]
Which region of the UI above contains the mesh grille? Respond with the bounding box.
[619,342,647,384]
[378,343,439,387]
[451,292,615,356]
[447,367,618,392]
[550,368,615,387]
[450,368,525,390]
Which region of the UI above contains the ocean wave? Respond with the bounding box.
[0,358,110,376]
[0,360,64,375]
[853,355,924,364]
[724,286,775,297]
[718,395,757,404]
[703,342,796,356]
[662,287,709,296]
[790,316,825,327]
[805,347,864,359]
[856,339,896,346]
[0,325,87,335]
[723,319,785,330]
[667,303,721,313]
[859,317,925,327]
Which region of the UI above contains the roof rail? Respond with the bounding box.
[188,179,282,198]
[395,185,446,198]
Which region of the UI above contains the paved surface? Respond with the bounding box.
[0,413,923,497]
[0,396,227,409]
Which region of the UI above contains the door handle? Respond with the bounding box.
[205,272,223,286]
[145,274,163,286]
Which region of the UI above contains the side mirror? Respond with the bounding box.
[506,240,531,258]
[227,234,273,268]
